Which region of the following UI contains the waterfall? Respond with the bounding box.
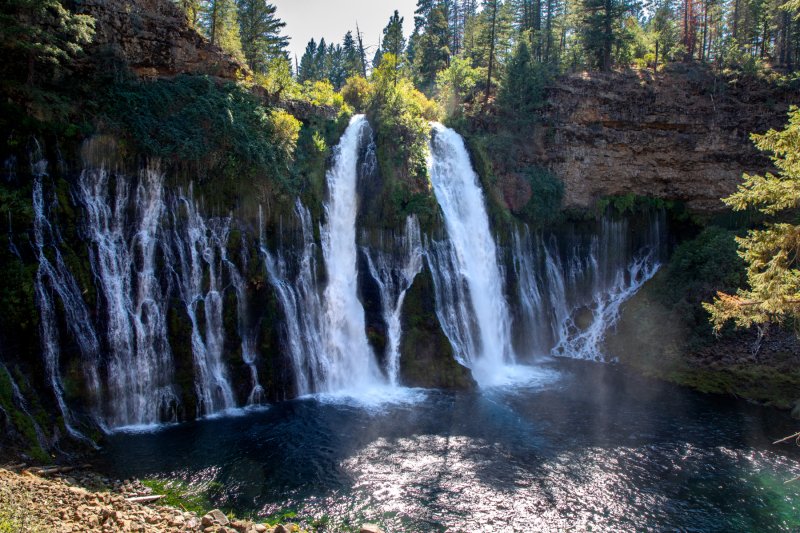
[79,166,178,428]
[512,211,665,361]
[170,189,236,416]
[33,159,103,439]
[363,216,424,385]
[427,124,515,385]
[319,114,383,391]
[262,116,385,394]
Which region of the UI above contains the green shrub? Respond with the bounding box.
[520,166,564,226]
[101,75,293,190]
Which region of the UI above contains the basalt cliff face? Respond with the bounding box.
[78,0,243,79]
[536,66,799,212]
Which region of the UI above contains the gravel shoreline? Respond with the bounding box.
[0,466,320,533]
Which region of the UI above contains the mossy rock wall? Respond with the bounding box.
[399,264,475,390]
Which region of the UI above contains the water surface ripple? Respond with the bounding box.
[98,361,800,532]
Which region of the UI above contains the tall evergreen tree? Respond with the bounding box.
[342,30,364,78]
[200,0,245,62]
[414,5,452,93]
[236,0,289,74]
[497,39,547,125]
[297,38,318,82]
[381,10,407,84]
[580,0,634,70]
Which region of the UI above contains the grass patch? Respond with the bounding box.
[140,478,220,516]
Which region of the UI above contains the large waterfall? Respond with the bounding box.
[427,124,516,385]
[319,115,383,391]
[263,116,386,395]
[22,118,668,438]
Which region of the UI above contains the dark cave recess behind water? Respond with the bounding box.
[96,360,800,532]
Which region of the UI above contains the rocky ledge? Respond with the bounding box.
[0,467,385,533]
[78,0,244,79]
[536,65,800,212]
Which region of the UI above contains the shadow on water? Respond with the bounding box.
[96,360,800,531]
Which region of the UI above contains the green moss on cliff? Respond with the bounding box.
[399,267,475,390]
[0,367,50,464]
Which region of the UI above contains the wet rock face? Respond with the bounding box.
[79,0,243,79]
[537,66,799,213]
[399,266,476,391]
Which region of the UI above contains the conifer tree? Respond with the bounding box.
[381,10,407,84]
[705,108,800,334]
[236,0,289,74]
[580,0,633,70]
[201,0,245,62]
[342,31,364,79]
[414,6,452,93]
[297,38,318,82]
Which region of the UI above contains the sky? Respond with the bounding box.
[271,0,418,67]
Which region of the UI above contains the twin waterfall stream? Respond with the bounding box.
[32,115,664,434]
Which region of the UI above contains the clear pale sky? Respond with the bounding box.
[271,0,418,67]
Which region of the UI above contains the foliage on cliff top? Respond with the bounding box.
[100,74,297,187]
[365,55,441,228]
[704,107,800,335]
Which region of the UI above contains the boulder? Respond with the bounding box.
[202,509,230,527]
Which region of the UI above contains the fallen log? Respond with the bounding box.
[125,495,166,504]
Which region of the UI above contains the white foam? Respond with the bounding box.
[309,385,428,411]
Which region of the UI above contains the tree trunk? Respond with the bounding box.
[485,1,498,104]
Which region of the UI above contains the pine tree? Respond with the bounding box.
[381,10,407,84]
[705,107,800,335]
[497,39,547,126]
[201,0,245,62]
[414,5,452,93]
[328,43,348,89]
[236,0,289,74]
[297,38,318,82]
[342,31,363,79]
[314,37,328,79]
[580,0,633,70]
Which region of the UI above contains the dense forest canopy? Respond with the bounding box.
[180,0,800,91]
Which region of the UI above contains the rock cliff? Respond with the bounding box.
[537,66,799,212]
[78,0,243,79]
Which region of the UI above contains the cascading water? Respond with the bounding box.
[0,363,48,451]
[318,114,383,391]
[170,189,236,416]
[363,216,424,385]
[78,166,178,428]
[511,211,665,361]
[261,202,327,395]
[32,156,104,439]
[427,124,515,385]
[263,116,386,395]
[226,244,264,405]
